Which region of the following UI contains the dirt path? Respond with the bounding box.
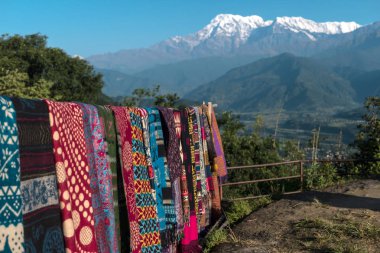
[212,180,380,253]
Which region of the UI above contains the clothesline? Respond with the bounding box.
[0,96,228,253]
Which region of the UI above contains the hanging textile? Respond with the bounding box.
[111,106,138,252]
[180,109,200,253]
[207,105,227,182]
[12,98,65,253]
[173,110,190,227]
[46,100,98,252]
[146,108,177,251]
[188,107,204,232]
[199,107,213,227]
[128,108,162,252]
[201,105,222,222]
[157,108,184,241]
[96,105,128,252]
[0,97,24,253]
[79,103,117,253]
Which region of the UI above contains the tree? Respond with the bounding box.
[355,96,380,174]
[0,34,103,102]
[122,85,180,107]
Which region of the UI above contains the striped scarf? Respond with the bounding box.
[12,98,64,253]
[46,100,98,252]
[180,109,201,253]
[0,97,24,253]
[157,108,184,241]
[188,107,204,232]
[146,108,177,251]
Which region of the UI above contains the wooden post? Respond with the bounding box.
[300,160,304,192]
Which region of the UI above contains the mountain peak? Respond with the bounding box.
[272,16,361,34]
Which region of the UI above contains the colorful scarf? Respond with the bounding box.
[146,108,177,251]
[111,106,139,252]
[0,97,24,253]
[201,105,222,222]
[188,108,204,232]
[12,98,65,253]
[157,108,183,240]
[79,103,117,253]
[96,105,127,252]
[173,110,190,226]
[128,108,162,252]
[180,109,200,253]
[194,108,207,199]
[207,105,227,182]
[46,100,98,252]
[199,107,213,227]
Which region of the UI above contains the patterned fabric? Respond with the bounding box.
[128,108,162,253]
[194,108,207,198]
[12,98,64,253]
[79,103,117,253]
[146,108,177,251]
[0,97,24,253]
[180,109,200,253]
[46,100,98,252]
[111,106,137,253]
[157,108,184,240]
[173,111,190,226]
[188,108,204,231]
[156,108,182,182]
[96,106,128,252]
[207,105,227,182]
[201,105,222,222]
[199,107,213,227]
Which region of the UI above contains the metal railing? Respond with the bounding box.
[220,159,379,201]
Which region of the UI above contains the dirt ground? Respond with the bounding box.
[212,179,380,253]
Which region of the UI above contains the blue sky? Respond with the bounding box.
[1,0,379,57]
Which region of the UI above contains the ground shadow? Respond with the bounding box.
[283,191,380,211]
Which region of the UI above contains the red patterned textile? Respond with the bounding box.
[46,100,98,253]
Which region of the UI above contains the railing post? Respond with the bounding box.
[219,177,223,201]
[300,160,304,192]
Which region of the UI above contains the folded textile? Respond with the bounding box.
[128,108,162,252]
[79,103,117,253]
[46,100,98,252]
[96,105,127,252]
[111,106,139,253]
[146,108,177,251]
[157,108,184,240]
[12,98,65,253]
[0,97,24,253]
[180,109,200,253]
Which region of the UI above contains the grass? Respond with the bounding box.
[294,216,380,253]
[203,196,272,252]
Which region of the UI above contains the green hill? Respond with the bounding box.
[185,53,359,112]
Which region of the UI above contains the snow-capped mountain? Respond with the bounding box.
[87,14,365,73]
[165,14,361,48]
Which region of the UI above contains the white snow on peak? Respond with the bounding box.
[166,14,361,48]
[272,16,361,34]
[196,14,272,41]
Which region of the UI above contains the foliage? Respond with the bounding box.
[219,112,303,198]
[354,96,380,174]
[0,34,103,102]
[203,229,228,253]
[122,85,180,107]
[304,163,339,190]
[0,69,60,99]
[224,197,272,224]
